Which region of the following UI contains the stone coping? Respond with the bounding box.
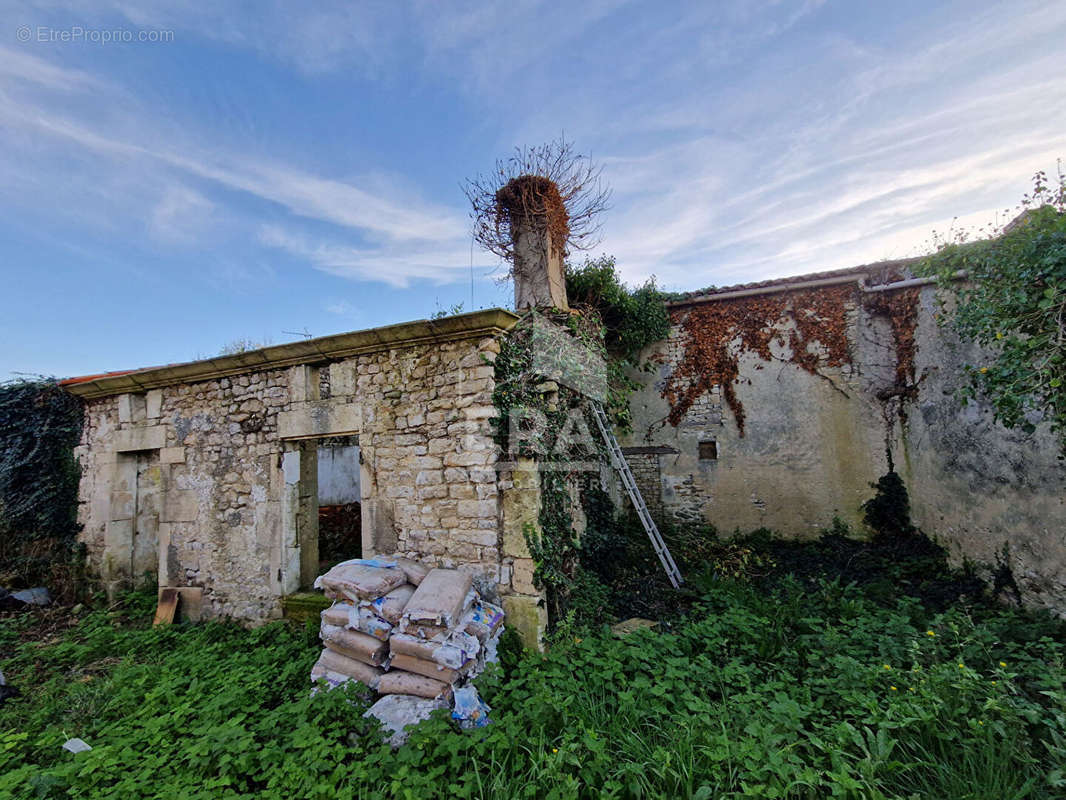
[64,308,520,399]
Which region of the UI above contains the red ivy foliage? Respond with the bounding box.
[663,283,921,434]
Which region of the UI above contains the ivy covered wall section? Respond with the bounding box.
[490,257,672,631]
[0,379,84,586]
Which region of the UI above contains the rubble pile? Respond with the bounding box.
[310,557,503,735]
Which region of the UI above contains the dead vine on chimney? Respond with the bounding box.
[463,137,611,266]
[495,175,570,257]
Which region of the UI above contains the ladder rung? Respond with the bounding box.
[590,401,683,588]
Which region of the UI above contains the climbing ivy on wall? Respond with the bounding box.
[862,287,921,398]
[492,311,604,628]
[663,277,925,434]
[663,284,856,433]
[0,379,84,575]
[565,256,671,431]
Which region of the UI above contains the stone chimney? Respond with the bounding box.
[498,175,569,311]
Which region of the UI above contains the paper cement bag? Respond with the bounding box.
[377,669,453,701]
[321,625,389,666]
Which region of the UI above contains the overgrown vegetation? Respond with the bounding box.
[491,261,671,629]
[566,256,671,432]
[0,379,84,593]
[4,563,1065,798]
[919,165,1066,451]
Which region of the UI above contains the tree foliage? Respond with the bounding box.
[566,256,671,431]
[919,167,1066,450]
[565,255,671,362]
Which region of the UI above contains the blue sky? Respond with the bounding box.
[2,1,1064,380]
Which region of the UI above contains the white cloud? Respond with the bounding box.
[0,50,473,286]
[258,225,483,288]
[148,185,215,244]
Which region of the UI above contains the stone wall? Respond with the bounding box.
[71,312,540,625]
[625,283,1066,614]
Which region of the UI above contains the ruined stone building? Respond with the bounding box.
[61,187,579,644]
[62,311,555,633]
[62,213,1066,626]
[621,263,1066,614]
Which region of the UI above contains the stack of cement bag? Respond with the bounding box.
[310,558,504,707]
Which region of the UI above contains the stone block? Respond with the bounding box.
[457,499,496,518]
[160,447,186,465]
[463,405,497,420]
[117,393,133,424]
[114,425,166,453]
[457,529,498,547]
[109,490,135,521]
[146,390,163,419]
[330,364,356,398]
[500,594,547,652]
[278,401,361,440]
[162,491,200,523]
[443,451,492,467]
[512,558,538,595]
[363,498,397,555]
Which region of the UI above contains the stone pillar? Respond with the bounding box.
[513,218,568,311]
[499,175,569,312]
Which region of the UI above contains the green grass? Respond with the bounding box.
[2,577,1065,799]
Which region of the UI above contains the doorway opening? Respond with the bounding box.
[315,435,362,574]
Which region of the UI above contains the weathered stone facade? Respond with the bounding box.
[68,311,550,631]
[625,270,1066,615]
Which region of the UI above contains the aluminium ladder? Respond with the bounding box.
[589,401,683,589]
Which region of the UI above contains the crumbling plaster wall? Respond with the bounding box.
[625,284,1066,613]
[74,333,533,623]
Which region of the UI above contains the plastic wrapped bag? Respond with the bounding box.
[311,649,383,690]
[451,686,491,729]
[323,605,392,641]
[388,653,465,685]
[390,631,480,670]
[400,569,473,631]
[462,600,505,643]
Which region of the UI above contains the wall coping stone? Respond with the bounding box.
[63,309,520,399]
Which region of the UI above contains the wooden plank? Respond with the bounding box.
[153,588,180,626]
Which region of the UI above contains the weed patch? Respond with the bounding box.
[3,581,1064,798]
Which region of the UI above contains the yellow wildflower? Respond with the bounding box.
[999,661,1007,668]
[883,664,892,670]
[958,663,965,668]
[979,367,989,374]
[926,630,936,637]
[552,748,558,753]
[890,686,897,691]
[991,681,997,685]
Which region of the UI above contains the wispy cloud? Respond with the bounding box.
[258,225,482,288]
[2,0,1065,301]
[0,44,473,286]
